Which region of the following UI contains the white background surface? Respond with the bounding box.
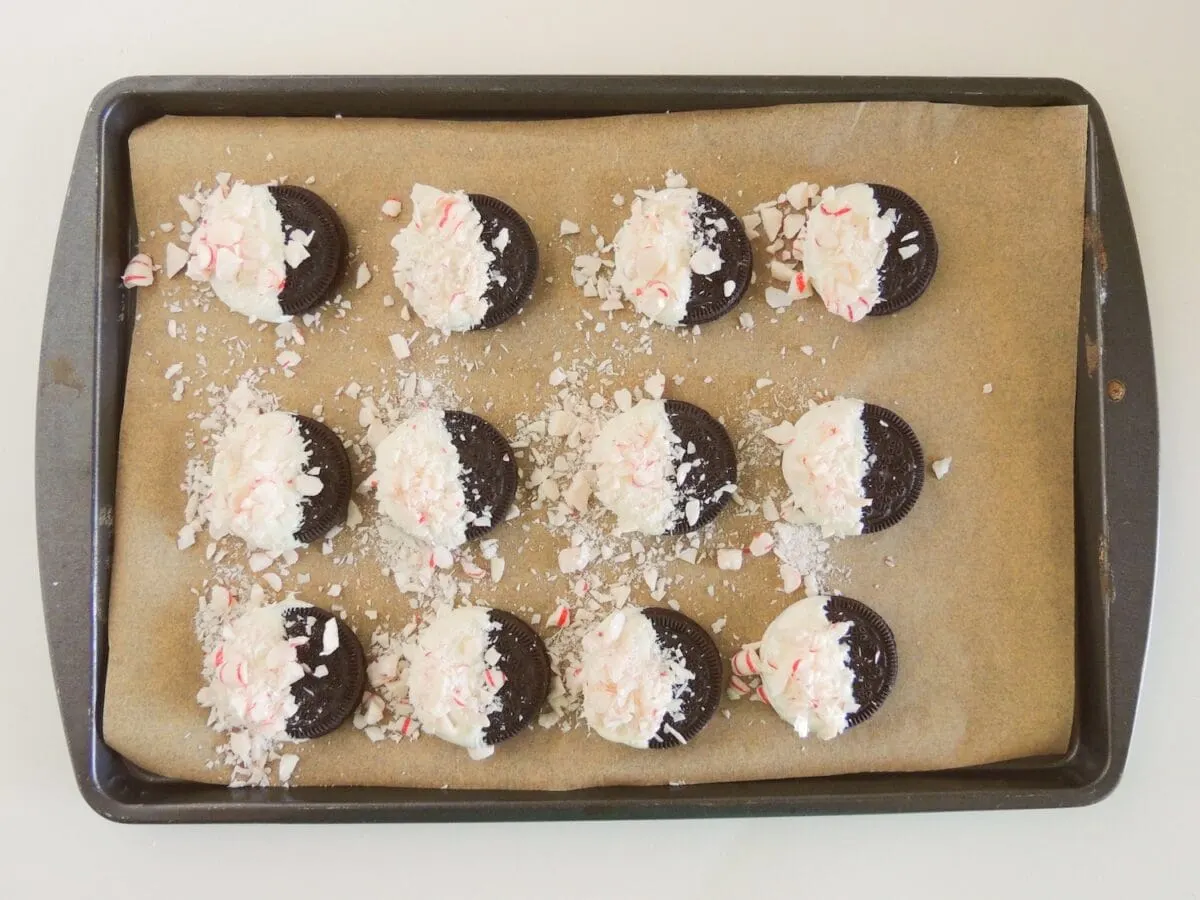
[2,1,1196,896]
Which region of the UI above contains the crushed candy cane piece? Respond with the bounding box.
[388,333,411,360]
[731,647,760,676]
[558,545,590,574]
[121,254,154,288]
[765,287,793,310]
[932,457,952,480]
[355,262,372,289]
[550,604,571,628]
[278,754,299,783]
[177,524,197,550]
[559,219,581,236]
[717,548,743,571]
[178,193,201,221]
[748,532,774,556]
[787,271,812,300]
[380,198,403,217]
[320,617,339,656]
[164,243,189,278]
[762,421,796,444]
[769,259,797,283]
[760,206,783,242]
[779,563,803,594]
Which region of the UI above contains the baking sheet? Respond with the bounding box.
[104,101,1086,789]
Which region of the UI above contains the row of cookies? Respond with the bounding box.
[201,587,896,759]
[123,176,937,332]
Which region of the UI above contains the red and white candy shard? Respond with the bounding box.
[121,253,155,288]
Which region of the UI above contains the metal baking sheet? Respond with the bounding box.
[34,76,1156,823]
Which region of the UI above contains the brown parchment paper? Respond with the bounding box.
[104,102,1086,789]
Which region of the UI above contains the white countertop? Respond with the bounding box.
[2,1,1195,896]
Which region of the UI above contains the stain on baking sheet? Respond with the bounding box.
[1085,334,1101,378]
[44,356,84,395]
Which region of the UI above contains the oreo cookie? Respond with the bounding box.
[481,610,552,746]
[823,596,898,728]
[860,403,924,534]
[269,185,349,316]
[681,193,754,326]
[867,184,938,317]
[643,608,724,749]
[292,415,353,545]
[468,194,539,330]
[282,605,367,739]
[664,399,738,534]
[442,410,519,541]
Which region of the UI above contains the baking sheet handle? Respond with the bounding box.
[36,109,105,797]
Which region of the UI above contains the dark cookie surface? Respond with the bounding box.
[663,400,738,534]
[866,184,938,317]
[269,185,348,317]
[283,605,367,740]
[469,194,539,330]
[442,410,518,541]
[644,608,724,749]
[292,415,353,545]
[861,403,924,534]
[823,596,898,728]
[681,192,754,326]
[481,610,552,746]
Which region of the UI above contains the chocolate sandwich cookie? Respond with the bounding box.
[681,193,754,326]
[664,399,739,534]
[823,596,898,727]
[866,184,938,317]
[292,414,353,545]
[480,609,553,746]
[643,608,724,749]
[442,410,519,541]
[860,403,924,533]
[283,605,367,739]
[269,185,349,316]
[468,194,539,330]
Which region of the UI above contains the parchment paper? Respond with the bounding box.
[104,102,1086,789]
